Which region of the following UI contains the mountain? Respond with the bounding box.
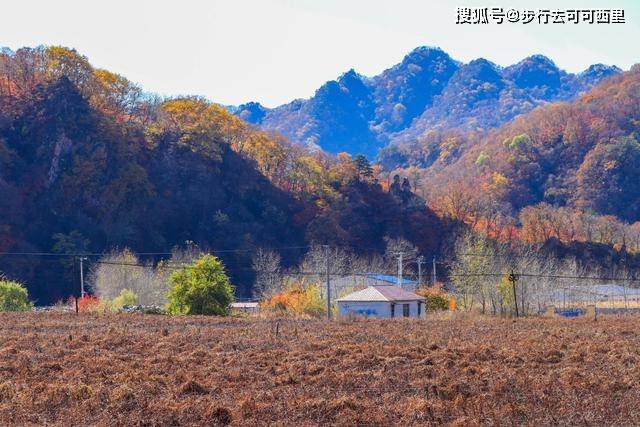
[0,46,446,304]
[236,47,460,158]
[380,65,640,229]
[257,68,378,156]
[0,45,635,305]
[235,47,620,158]
[370,47,460,133]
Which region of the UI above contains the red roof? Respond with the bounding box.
[374,285,425,301]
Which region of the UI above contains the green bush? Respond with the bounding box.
[0,280,33,312]
[111,288,138,311]
[166,254,234,315]
[417,285,453,312]
[425,294,450,311]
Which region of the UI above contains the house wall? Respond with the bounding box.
[393,300,424,318]
[230,306,259,315]
[337,300,424,319]
[338,301,391,319]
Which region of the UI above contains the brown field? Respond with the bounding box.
[0,313,639,425]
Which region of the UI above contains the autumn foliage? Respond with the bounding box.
[76,295,102,313]
[0,46,446,304]
[416,284,456,311]
[383,66,640,251]
[262,281,325,317]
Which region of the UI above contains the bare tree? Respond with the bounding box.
[90,249,174,306]
[252,248,281,299]
[449,231,496,312]
[383,236,419,276]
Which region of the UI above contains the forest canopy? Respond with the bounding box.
[381,65,640,250]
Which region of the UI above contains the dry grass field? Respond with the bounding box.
[0,313,639,425]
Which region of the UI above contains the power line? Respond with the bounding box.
[448,271,640,284]
[7,249,640,286]
[69,259,640,285]
[0,245,313,258]
[81,260,406,278]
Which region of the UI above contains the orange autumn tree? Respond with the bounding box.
[262,280,325,317]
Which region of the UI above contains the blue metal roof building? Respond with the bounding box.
[364,273,417,285]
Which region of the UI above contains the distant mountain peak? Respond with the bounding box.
[337,68,367,87]
[580,64,622,80]
[583,63,621,73]
[339,68,360,79]
[235,101,267,125]
[464,58,502,78]
[504,54,562,92]
[399,46,455,69]
[508,54,559,72]
[404,45,445,58]
[444,59,504,91]
[524,54,557,65]
[234,46,620,158]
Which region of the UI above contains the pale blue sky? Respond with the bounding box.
[1,0,638,107]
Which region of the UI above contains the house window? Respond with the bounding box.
[403,304,410,317]
[417,302,422,317]
[390,303,395,318]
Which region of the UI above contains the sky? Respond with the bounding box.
[2,0,639,107]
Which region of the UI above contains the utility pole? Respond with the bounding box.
[324,245,331,320]
[432,256,437,285]
[396,252,403,287]
[417,256,425,287]
[509,270,519,318]
[79,256,88,298]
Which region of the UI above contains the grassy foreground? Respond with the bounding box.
[0,313,638,425]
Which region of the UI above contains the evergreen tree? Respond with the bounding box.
[354,154,373,179]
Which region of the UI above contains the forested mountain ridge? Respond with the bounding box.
[234,46,620,157]
[0,46,446,304]
[382,65,640,250]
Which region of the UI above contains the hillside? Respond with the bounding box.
[234,47,620,158]
[1,46,637,304]
[0,46,446,304]
[380,65,640,247]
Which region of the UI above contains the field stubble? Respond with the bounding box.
[0,313,639,425]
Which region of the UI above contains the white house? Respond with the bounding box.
[336,285,425,319]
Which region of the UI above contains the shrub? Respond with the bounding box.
[416,284,453,312]
[166,254,234,315]
[77,295,103,313]
[111,289,138,311]
[425,293,451,311]
[262,281,326,318]
[0,280,32,312]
